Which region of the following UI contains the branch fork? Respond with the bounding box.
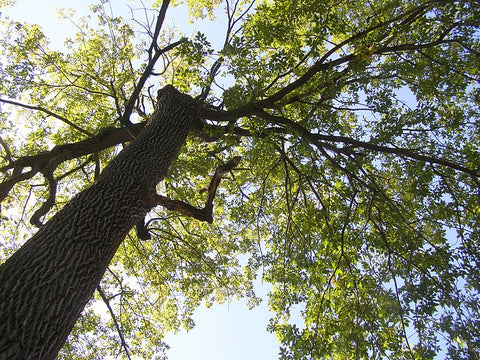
[136,156,241,239]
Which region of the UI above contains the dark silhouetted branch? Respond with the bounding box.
[156,157,241,222]
[120,0,185,127]
[137,156,241,238]
[30,171,57,227]
[0,123,145,203]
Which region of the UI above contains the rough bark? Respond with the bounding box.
[0,85,196,360]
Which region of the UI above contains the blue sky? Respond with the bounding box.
[165,294,279,359]
[2,1,281,359]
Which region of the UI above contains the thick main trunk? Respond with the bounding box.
[0,86,195,360]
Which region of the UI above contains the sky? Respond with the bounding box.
[164,291,280,360]
[1,1,281,359]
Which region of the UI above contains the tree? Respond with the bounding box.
[0,0,479,359]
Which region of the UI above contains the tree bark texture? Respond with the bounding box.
[0,85,196,360]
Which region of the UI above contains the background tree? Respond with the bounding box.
[0,0,479,359]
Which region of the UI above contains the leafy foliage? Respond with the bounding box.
[1,0,479,359]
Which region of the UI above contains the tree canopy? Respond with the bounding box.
[0,0,479,358]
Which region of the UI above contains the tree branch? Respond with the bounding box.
[0,98,93,136]
[97,286,132,360]
[121,38,186,127]
[255,110,480,179]
[198,0,456,124]
[312,132,480,179]
[0,136,13,162]
[30,170,57,227]
[120,0,185,127]
[197,0,256,102]
[157,156,241,222]
[136,156,241,238]
[149,0,170,54]
[0,123,145,203]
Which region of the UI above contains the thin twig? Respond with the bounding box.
[97,285,132,360]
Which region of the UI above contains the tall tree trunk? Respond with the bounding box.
[0,85,196,360]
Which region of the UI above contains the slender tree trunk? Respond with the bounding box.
[0,85,196,360]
